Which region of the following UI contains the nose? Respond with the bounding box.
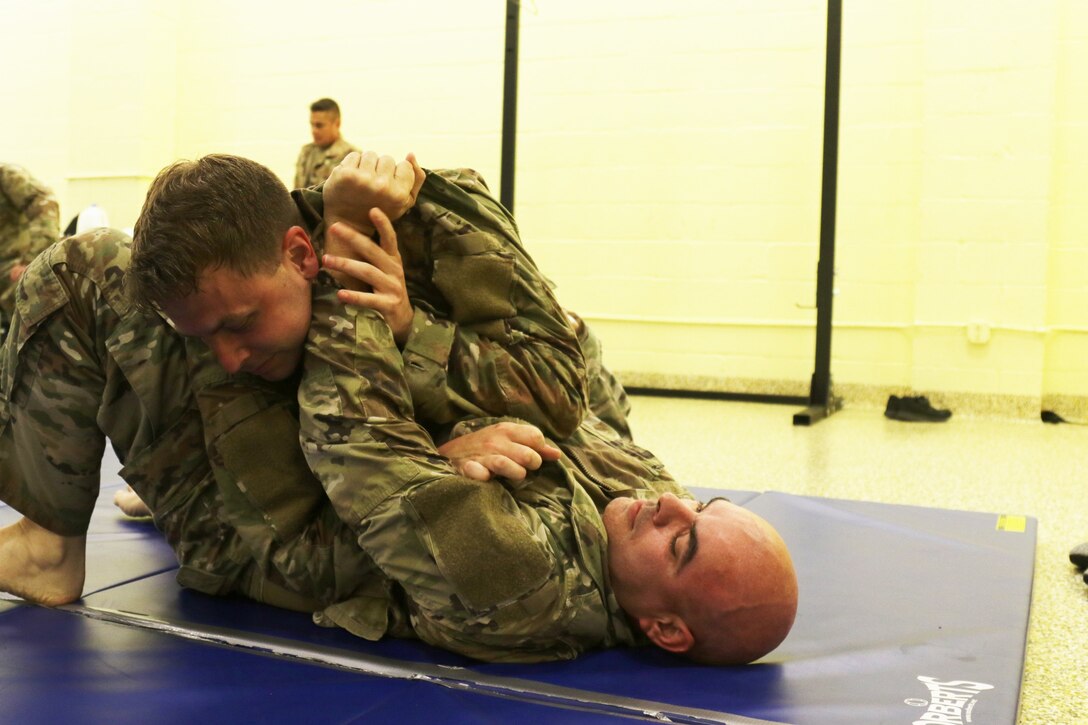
[652,493,696,527]
[207,334,248,374]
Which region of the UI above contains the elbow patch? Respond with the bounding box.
[432,233,516,324]
[406,476,552,611]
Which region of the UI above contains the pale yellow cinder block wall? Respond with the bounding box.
[518,0,826,389]
[0,0,504,228]
[1,0,79,224]
[0,0,1083,415]
[515,0,1086,413]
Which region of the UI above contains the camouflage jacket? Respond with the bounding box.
[293,168,589,440]
[300,284,689,662]
[294,138,360,189]
[0,164,60,314]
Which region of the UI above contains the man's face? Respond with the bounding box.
[310,111,341,147]
[161,261,313,381]
[603,493,783,616]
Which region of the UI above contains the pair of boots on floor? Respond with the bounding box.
[1069,543,1088,583]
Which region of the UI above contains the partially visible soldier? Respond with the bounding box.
[0,163,60,326]
[294,98,360,189]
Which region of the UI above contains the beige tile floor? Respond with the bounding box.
[627,395,1088,725]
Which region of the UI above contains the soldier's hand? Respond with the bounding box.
[438,422,562,482]
[323,150,425,235]
[324,208,413,345]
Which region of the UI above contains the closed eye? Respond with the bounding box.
[677,497,731,571]
[223,314,254,332]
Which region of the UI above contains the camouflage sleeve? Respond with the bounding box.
[298,282,456,528]
[0,165,59,262]
[397,169,589,439]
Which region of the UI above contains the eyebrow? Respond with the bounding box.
[678,497,730,571]
[182,312,249,339]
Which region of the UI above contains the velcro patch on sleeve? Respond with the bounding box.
[407,476,552,611]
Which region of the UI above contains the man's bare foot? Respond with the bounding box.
[113,486,152,518]
[0,517,86,606]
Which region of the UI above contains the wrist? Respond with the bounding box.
[325,213,376,238]
[391,304,414,347]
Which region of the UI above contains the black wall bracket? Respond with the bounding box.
[793,0,844,427]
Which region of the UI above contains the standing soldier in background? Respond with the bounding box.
[294,98,360,189]
[0,163,60,328]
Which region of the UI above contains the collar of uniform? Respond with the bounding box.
[566,483,642,649]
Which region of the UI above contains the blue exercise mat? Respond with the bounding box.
[0,604,634,725]
[1,480,1035,725]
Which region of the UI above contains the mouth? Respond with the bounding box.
[627,499,643,530]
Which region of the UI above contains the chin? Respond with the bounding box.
[601,499,624,536]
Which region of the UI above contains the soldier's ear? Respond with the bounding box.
[638,613,694,655]
[282,225,319,280]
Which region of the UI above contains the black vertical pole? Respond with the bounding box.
[794,0,843,426]
[500,0,520,213]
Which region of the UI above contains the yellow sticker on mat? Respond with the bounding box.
[996,515,1026,533]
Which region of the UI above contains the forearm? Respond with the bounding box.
[299,285,459,528]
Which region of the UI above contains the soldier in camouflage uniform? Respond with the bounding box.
[294,98,360,189]
[0,163,60,323]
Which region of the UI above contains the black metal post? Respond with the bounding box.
[500,0,520,212]
[793,0,844,426]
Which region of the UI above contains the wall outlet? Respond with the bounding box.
[966,321,991,345]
